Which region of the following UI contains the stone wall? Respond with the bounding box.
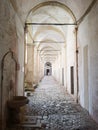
[0,0,24,128]
[78,1,98,123]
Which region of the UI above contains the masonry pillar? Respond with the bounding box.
[25,44,34,84]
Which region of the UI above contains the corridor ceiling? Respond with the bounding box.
[10,0,93,22]
[27,4,71,62]
[10,0,93,63]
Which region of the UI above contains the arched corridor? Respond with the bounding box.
[0,0,98,130]
[8,76,98,130]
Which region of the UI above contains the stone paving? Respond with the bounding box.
[7,76,98,130]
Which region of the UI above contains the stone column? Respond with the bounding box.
[33,47,39,84]
[24,44,34,86]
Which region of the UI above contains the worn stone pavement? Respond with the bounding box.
[7,76,98,130]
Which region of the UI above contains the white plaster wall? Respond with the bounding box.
[59,45,66,86]
[78,44,89,109]
[53,61,56,80]
[64,47,67,89]
[59,52,63,85]
[66,26,76,96]
[55,55,61,82]
[39,60,44,80]
[78,1,98,123]
[78,45,84,106]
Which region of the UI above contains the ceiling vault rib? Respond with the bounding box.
[33,41,65,43]
[37,50,60,51]
[25,23,77,26]
[77,0,97,25]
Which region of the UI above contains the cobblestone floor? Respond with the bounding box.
[7,76,98,130]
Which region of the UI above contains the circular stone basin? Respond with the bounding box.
[8,96,29,109]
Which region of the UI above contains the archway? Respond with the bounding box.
[24,1,77,100]
[44,62,52,76]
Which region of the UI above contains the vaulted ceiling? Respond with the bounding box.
[10,0,94,63]
[26,4,71,62]
[10,0,93,23]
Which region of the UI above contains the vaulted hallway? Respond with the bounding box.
[0,0,98,130]
[7,76,98,130]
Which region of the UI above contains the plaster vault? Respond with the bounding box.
[0,0,98,129]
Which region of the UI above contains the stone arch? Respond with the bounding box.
[25,1,76,24]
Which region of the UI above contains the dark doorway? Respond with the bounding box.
[44,62,52,76]
[46,69,50,75]
[70,66,74,94]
